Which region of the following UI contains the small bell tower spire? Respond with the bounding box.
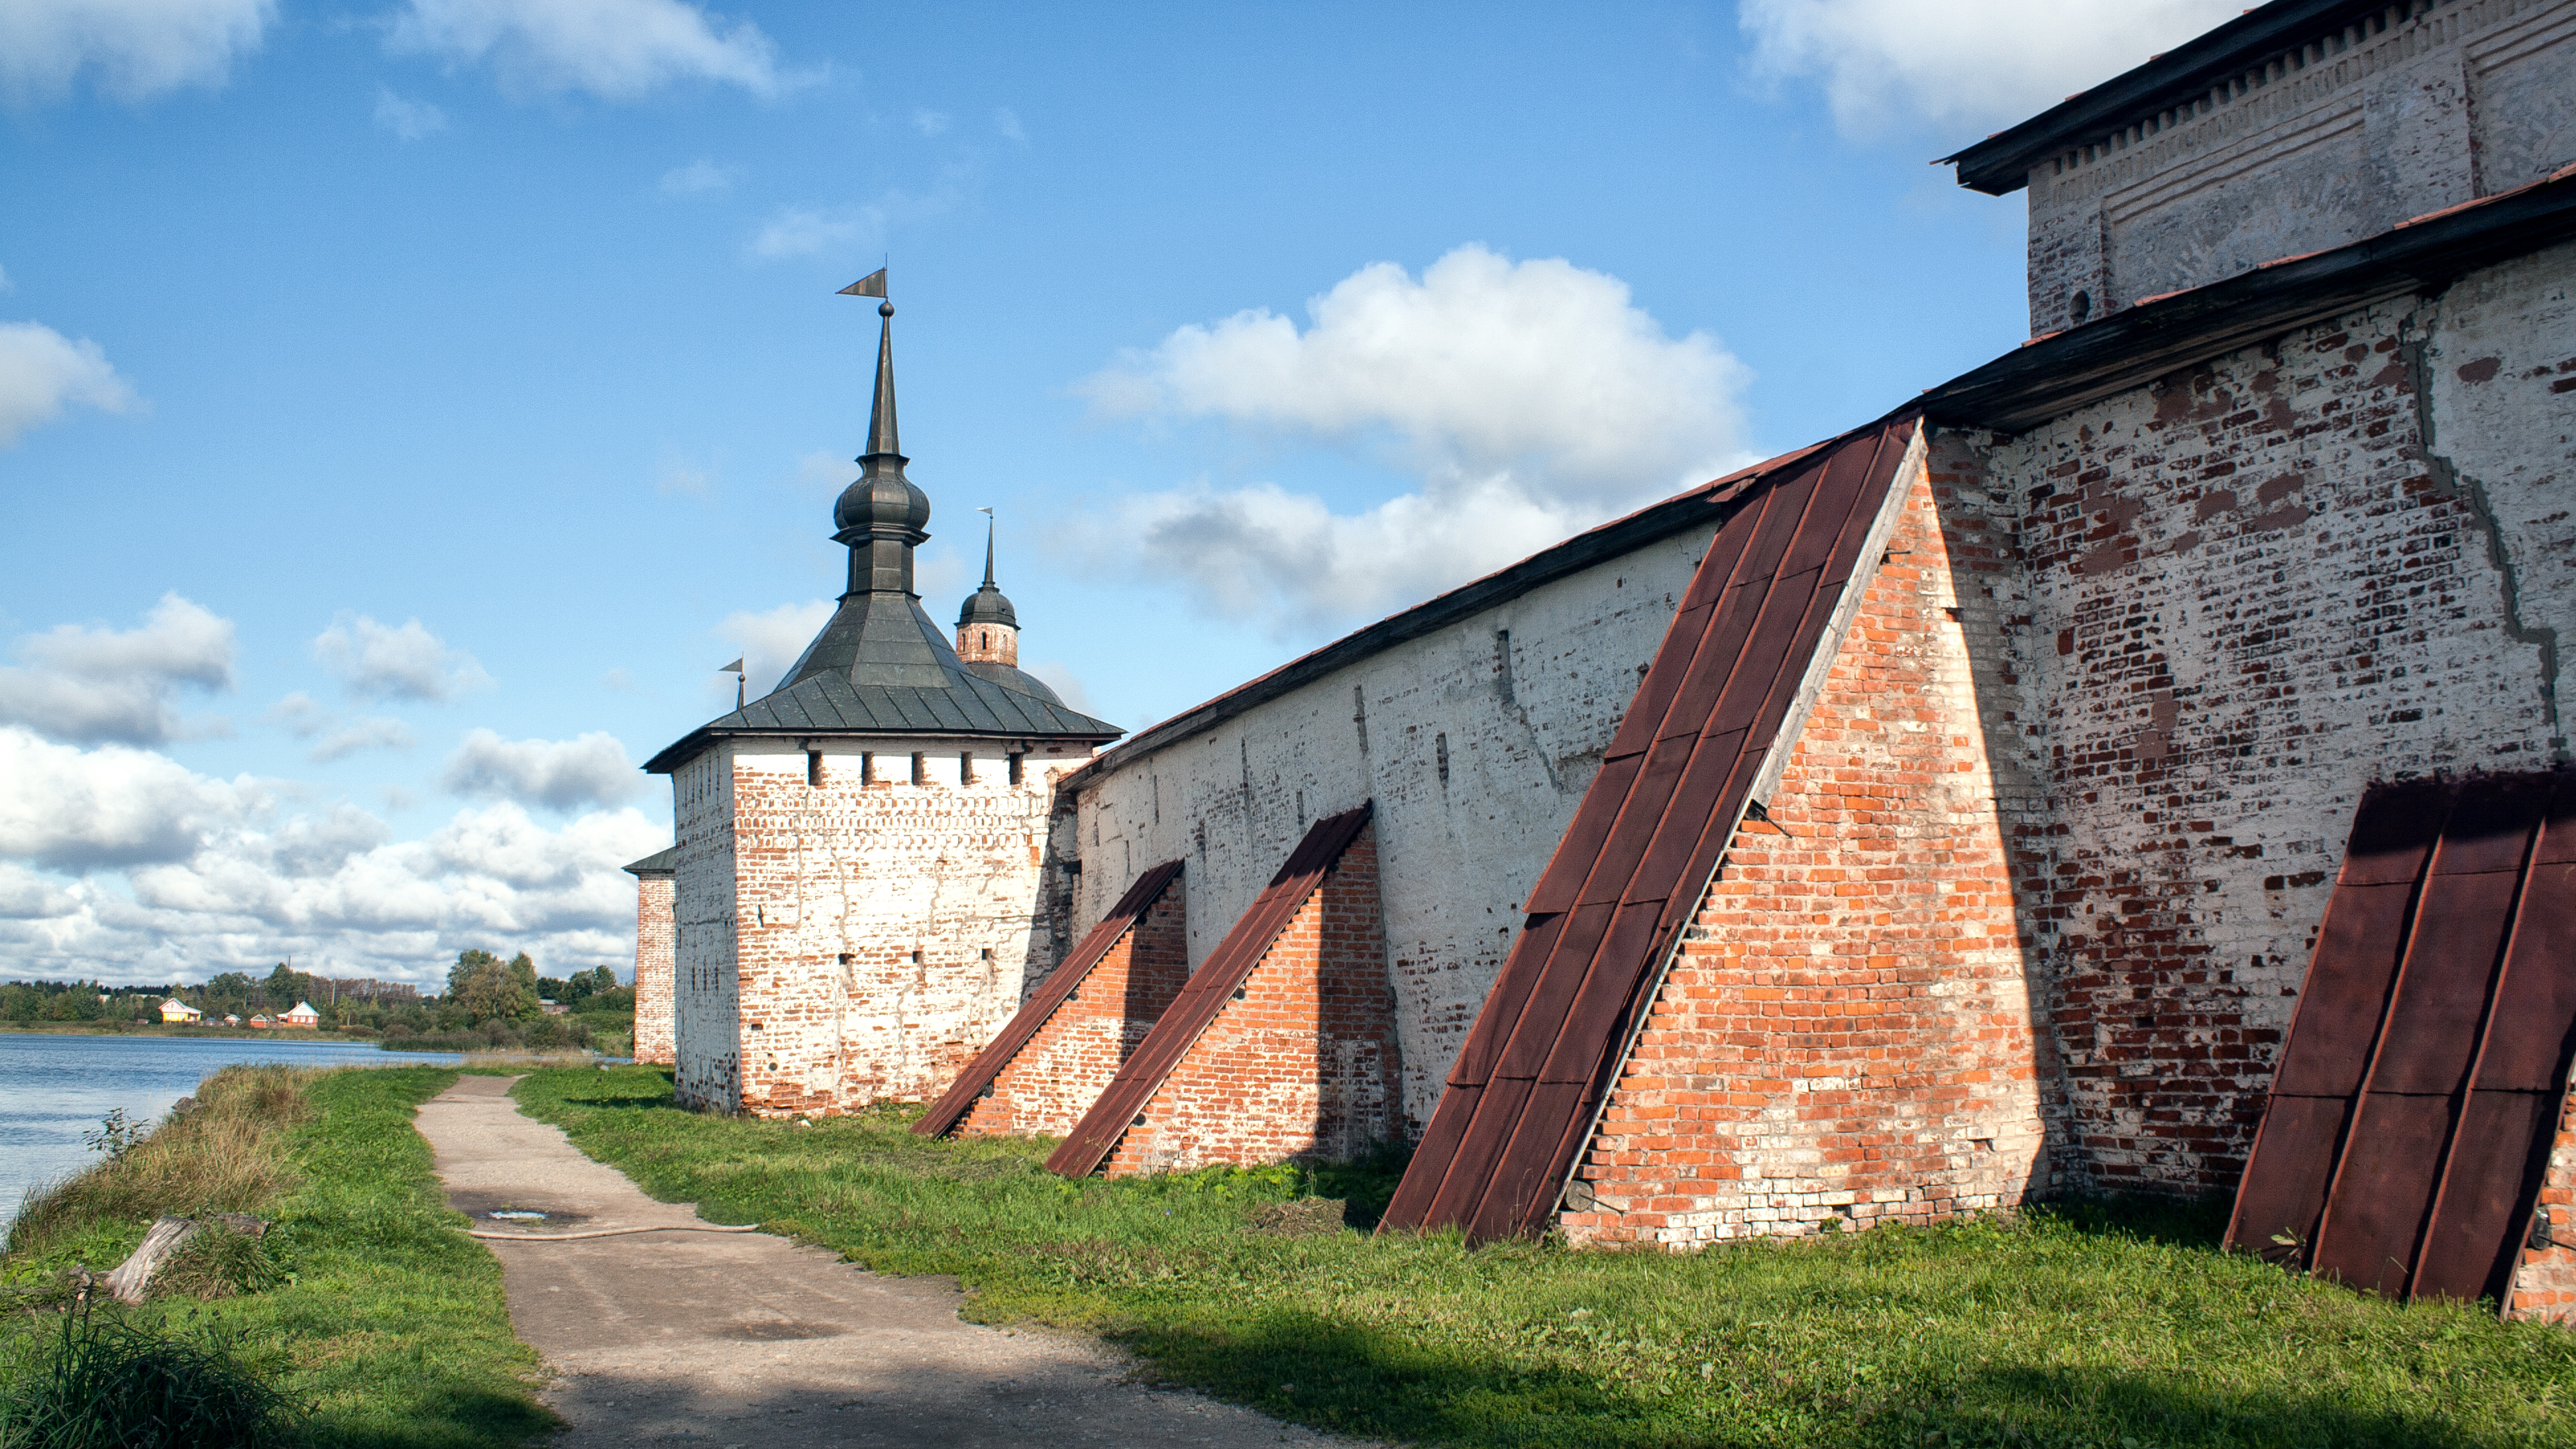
[955,507,1020,667]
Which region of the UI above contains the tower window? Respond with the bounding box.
[861,752,877,785]
[961,751,975,785]
[1008,753,1024,786]
[911,752,927,786]
[910,949,924,965]
[2070,290,2092,324]
[806,750,824,787]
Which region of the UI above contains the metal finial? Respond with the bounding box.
[862,305,900,460]
[980,508,996,586]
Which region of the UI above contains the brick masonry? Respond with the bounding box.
[1103,826,1399,1173]
[2019,0,2575,334]
[960,875,1191,1138]
[633,873,675,1066]
[670,739,1089,1117]
[1562,459,2048,1246]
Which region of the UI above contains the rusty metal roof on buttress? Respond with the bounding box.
[1377,419,1921,1242]
[914,860,1185,1139]
[2227,773,2576,1309]
[1046,805,1374,1178]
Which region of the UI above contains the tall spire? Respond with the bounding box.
[981,509,996,587]
[830,292,931,600]
[864,300,901,462]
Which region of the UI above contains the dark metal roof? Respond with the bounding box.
[961,659,1066,706]
[1941,0,2442,195]
[957,519,1020,630]
[1047,805,1374,1177]
[1378,419,1920,1243]
[1921,164,2576,433]
[644,302,1122,775]
[914,859,1185,1139]
[2227,772,2576,1309]
[643,660,1120,773]
[621,847,678,878]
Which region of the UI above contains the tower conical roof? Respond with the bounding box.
[956,514,1020,629]
[645,292,1118,774]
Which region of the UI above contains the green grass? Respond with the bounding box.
[4,1065,553,1448]
[513,1065,2576,1449]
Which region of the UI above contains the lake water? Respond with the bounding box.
[0,1033,464,1230]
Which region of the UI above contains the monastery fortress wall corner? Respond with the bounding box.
[630,0,2576,1316]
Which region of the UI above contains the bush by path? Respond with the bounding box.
[513,1065,2576,1449]
[2,1065,553,1448]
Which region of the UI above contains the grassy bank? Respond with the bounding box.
[3,1064,552,1447]
[515,1065,2576,1449]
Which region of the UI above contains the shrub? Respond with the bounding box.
[0,1298,299,1448]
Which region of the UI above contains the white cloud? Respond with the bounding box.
[910,107,949,136]
[0,266,14,294]
[0,0,272,105]
[440,728,638,811]
[0,726,264,870]
[715,600,830,696]
[656,450,714,496]
[0,714,661,984]
[659,158,732,195]
[389,0,793,101]
[312,613,492,702]
[311,716,416,763]
[1739,0,2241,136]
[270,692,416,761]
[747,186,955,264]
[1025,661,1092,715]
[749,204,875,260]
[0,594,235,745]
[0,320,140,447]
[374,85,447,138]
[993,107,1024,143]
[1075,244,1751,628]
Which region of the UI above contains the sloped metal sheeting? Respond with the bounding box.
[2227,773,2576,1307]
[912,860,1186,1139]
[1378,419,1920,1242]
[1046,805,1375,1178]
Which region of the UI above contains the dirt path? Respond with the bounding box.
[413,1075,1362,1448]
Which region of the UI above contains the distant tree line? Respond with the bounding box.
[2,953,635,1051]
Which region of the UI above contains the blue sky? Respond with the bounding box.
[0,0,2239,985]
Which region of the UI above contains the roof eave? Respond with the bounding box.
[1921,164,2576,431]
[642,722,1123,775]
[1941,0,2401,195]
[1059,429,1898,791]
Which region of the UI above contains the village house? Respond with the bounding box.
[641,0,2576,1317]
[158,998,200,1024]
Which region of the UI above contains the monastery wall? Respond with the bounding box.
[1562,458,2051,1247]
[1103,827,1398,1173]
[672,746,741,1112]
[633,873,675,1065]
[671,737,1087,1118]
[2022,0,2575,333]
[1970,239,2576,1205]
[1062,528,1707,1130]
[960,875,1191,1138]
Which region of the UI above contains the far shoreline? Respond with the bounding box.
[0,1022,376,1043]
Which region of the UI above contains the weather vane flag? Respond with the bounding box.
[837,268,888,298]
